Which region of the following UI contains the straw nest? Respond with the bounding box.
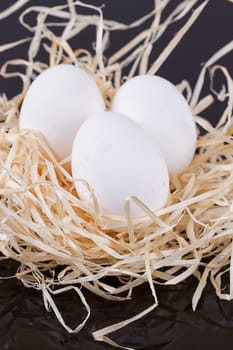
[0,0,233,348]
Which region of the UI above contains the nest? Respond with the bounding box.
[1,1,233,348]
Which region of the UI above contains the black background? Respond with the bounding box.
[0,1,233,349]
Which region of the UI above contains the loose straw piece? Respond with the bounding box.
[148,1,209,75]
[190,40,233,109]
[0,0,30,20]
[0,38,31,53]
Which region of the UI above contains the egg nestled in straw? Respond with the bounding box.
[19,64,105,161]
[112,75,197,174]
[71,111,169,217]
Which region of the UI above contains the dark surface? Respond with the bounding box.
[1,1,233,349]
[1,260,233,350]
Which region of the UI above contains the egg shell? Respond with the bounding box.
[19,64,105,160]
[112,75,197,174]
[71,111,169,217]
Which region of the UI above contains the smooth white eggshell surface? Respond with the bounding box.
[71,111,169,217]
[112,75,197,174]
[19,64,105,160]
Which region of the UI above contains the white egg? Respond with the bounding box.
[19,64,105,160]
[71,111,169,217]
[112,75,197,174]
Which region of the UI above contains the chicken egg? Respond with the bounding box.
[71,111,169,217]
[112,75,197,174]
[19,64,105,160]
